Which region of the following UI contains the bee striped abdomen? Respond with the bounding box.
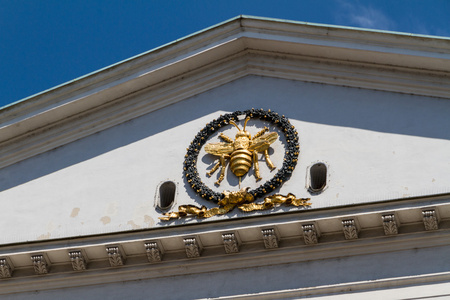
[230,149,252,177]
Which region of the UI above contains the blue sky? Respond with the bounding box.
[1,0,449,108]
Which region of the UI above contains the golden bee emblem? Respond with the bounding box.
[205,117,278,186]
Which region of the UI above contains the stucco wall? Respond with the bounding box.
[1,75,450,244]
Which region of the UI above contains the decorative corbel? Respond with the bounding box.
[106,246,125,267]
[342,219,358,240]
[422,209,439,231]
[382,214,398,235]
[31,255,49,275]
[0,258,12,278]
[261,228,279,249]
[183,238,202,258]
[302,224,319,245]
[68,250,87,271]
[222,233,240,254]
[144,242,163,262]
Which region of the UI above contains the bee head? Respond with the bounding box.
[230,117,251,139]
[235,130,251,139]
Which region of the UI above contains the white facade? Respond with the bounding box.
[0,16,449,299]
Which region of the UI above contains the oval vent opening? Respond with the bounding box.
[158,181,176,209]
[309,163,327,192]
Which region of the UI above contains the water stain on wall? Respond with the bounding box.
[144,215,154,227]
[100,216,111,225]
[70,207,80,218]
[127,220,141,229]
[37,232,51,240]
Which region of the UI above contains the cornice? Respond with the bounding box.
[1,16,449,168]
[241,17,450,61]
[1,49,450,169]
[0,195,449,294]
[0,18,243,123]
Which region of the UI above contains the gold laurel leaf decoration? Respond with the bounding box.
[238,203,265,211]
[159,211,180,221]
[159,204,236,221]
[159,191,311,221]
[291,198,312,207]
[238,193,311,212]
[203,204,236,218]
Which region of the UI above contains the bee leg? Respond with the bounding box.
[252,126,269,140]
[207,160,221,177]
[219,133,234,143]
[215,155,227,186]
[264,150,276,170]
[253,152,262,181]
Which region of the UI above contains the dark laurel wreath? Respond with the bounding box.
[184,109,299,204]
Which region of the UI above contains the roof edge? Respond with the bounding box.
[2,15,450,112]
[0,15,245,112]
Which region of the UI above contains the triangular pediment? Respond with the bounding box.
[1,16,450,298]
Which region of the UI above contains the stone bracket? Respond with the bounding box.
[222,232,240,254]
[302,223,319,245]
[382,214,399,235]
[183,237,202,258]
[0,258,13,278]
[422,209,439,231]
[144,241,164,262]
[68,250,88,271]
[106,246,126,267]
[261,228,280,249]
[342,219,359,240]
[31,254,50,275]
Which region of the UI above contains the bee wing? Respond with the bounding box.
[204,142,234,156]
[249,132,278,152]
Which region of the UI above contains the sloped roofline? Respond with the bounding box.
[0,15,449,168]
[0,15,240,111]
[2,15,450,112]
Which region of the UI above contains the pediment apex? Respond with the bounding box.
[1,16,450,168]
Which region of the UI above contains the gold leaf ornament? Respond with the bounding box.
[159,189,310,221]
